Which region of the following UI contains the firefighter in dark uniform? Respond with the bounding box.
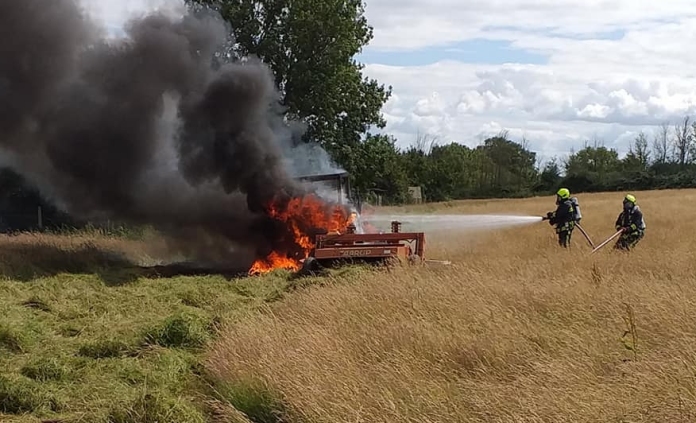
[546,188,575,248]
[614,194,645,251]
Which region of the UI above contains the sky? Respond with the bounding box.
[80,0,696,164]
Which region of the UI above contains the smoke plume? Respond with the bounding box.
[0,0,338,267]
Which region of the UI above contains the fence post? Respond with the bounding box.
[37,206,43,230]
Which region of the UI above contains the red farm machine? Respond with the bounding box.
[310,220,425,266]
[295,171,427,269]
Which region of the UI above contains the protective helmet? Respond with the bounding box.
[556,188,570,200]
[623,193,636,210]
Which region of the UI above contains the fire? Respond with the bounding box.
[248,193,356,275]
[248,251,301,274]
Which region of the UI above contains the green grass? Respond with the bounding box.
[0,235,343,423]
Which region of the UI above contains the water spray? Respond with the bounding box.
[356,214,543,234]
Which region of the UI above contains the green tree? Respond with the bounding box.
[352,134,408,204]
[186,0,392,170]
[561,143,622,192]
[424,143,481,201]
[564,144,621,175]
[672,116,693,166]
[401,146,430,188]
[622,131,650,172]
[477,134,538,195]
[536,157,562,193]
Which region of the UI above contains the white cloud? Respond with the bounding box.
[359,0,696,160]
[78,0,185,32]
[362,0,696,51]
[77,0,696,161]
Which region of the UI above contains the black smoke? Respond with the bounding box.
[0,0,325,267]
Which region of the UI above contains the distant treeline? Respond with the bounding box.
[348,117,696,205]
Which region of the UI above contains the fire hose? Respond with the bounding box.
[575,224,595,248]
[590,229,624,255]
[541,215,625,254]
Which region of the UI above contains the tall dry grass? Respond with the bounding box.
[0,230,178,280]
[205,189,696,422]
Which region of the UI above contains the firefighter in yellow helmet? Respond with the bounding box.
[614,193,645,250]
[545,187,576,248]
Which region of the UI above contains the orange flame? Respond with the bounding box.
[248,251,301,274]
[248,193,355,275]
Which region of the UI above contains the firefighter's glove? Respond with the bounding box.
[546,212,554,225]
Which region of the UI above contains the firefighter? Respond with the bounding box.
[546,187,576,248]
[614,194,645,251]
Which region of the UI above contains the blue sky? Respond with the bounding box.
[105,21,551,68]
[104,12,627,69]
[105,21,620,71]
[358,39,548,67]
[356,26,628,67]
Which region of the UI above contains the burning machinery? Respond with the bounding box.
[296,170,362,213]
[308,220,425,267]
[249,171,426,275]
[294,172,425,267]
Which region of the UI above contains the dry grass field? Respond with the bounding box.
[205,188,696,422]
[0,188,693,422]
